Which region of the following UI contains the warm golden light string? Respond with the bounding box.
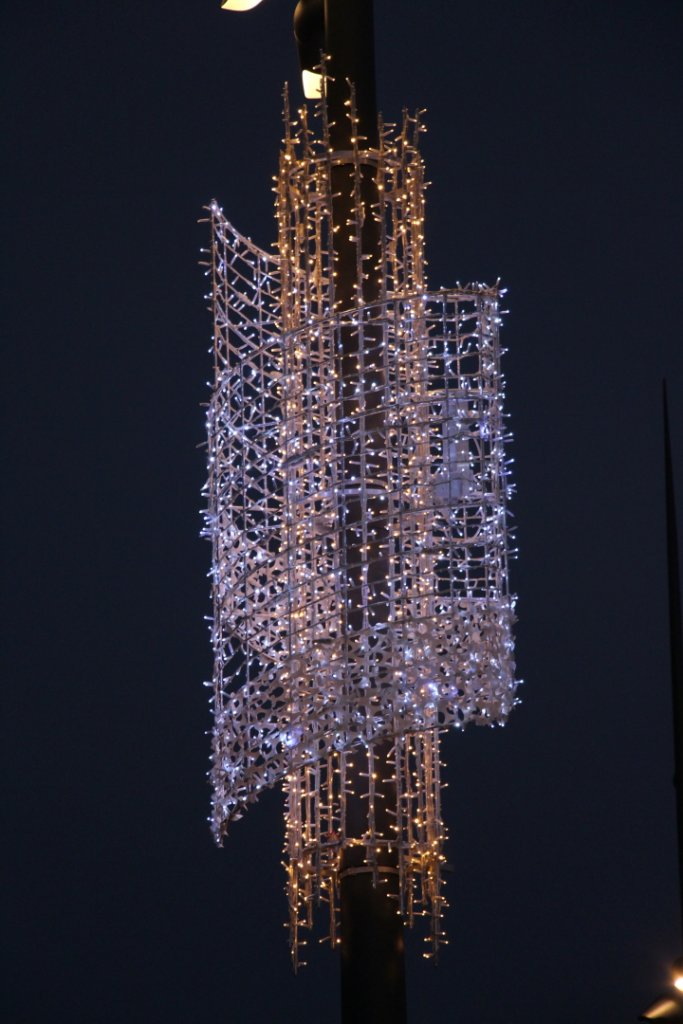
[201,90,518,964]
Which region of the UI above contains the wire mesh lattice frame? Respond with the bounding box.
[203,99,517,960]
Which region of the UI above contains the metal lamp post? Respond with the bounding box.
[317,5,406,1020]
[638,384,683,1022]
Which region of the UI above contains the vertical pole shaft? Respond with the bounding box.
[323,2,408,1021]
[663,381,683,945]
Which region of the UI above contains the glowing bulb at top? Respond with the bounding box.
[674,959,683,992]
[221,0,264,10]
[302,70,323,100]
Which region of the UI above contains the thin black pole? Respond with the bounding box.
[634,384,683,1024]
[663,380,683,946]
[323,2,408,1021]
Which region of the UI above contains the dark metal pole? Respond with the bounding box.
[324,0,378,149]
[663,380,683,945]
[323,3,408,1021]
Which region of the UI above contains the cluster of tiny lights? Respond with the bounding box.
[201,84,518,968]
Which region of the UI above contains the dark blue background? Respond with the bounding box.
[3,1,682,1021]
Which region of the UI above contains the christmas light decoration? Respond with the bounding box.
[202,85,517,966]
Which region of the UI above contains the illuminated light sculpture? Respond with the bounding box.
[202,85,517,967]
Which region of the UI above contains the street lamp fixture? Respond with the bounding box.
[223,0,324,99]
[639,961,683,1021]
[293,0,324,97]
[221,0,265,10]
[639,961,683,1020]
[673,958,683,992]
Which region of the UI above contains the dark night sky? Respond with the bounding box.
[3,1,683,1021]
